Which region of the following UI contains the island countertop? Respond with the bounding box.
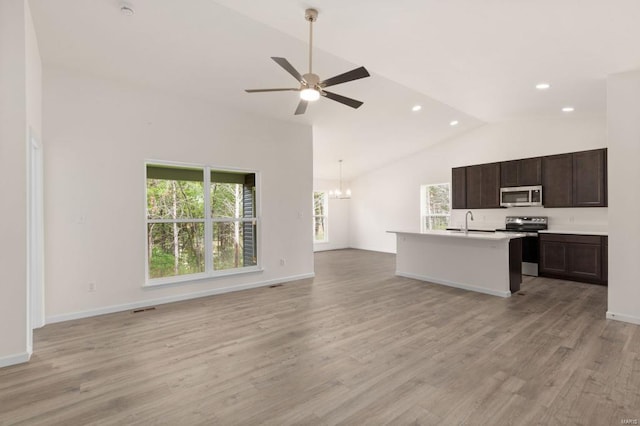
[390,230,524,297]
[388,230,526,241]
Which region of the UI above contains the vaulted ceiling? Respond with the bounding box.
[30,0,640,180]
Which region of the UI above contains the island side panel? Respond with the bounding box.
[509,237,523,293]
[395,233,512,297]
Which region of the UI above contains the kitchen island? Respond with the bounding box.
[389,230,524,297]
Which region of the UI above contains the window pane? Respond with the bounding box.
[428,184,450,215]
[211,183,244,218]
[314,192,326,215]
[147,167,204,219]
[213,221,257,270]
[429,216,450,230]
[314,216,327,242]
[147,222,205,278]
[211,173,255,219]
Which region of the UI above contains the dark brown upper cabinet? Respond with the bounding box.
[542,149,607,208]
[451,167,467,209]
[542,153,573,207]
[466,165,482,209]
[481,163,501,208]
[573,149,607,207]
[466,162,500,209]
[500,157,542,187]
[452,148,606,210]
[500,161,519,187]
[519,157,543,186]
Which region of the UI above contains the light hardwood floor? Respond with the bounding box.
[1,249,639,425]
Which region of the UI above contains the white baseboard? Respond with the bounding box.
[606,311,640,325]
[396,271,512,298]
[313,243,350,252]
[0,351,31,368]
[46,272,315,325]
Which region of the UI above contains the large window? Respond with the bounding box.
[421,183,451,231]
[313,191,328,242]
[146,163,258,284]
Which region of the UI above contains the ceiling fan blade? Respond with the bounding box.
[271,57,305,83]
[322,91,364,109]
[294,100,308,115]
[320,66,370,88]
[245,88,299,93]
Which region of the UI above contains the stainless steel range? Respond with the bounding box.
[496,216,548,276]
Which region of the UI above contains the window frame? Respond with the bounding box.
[313,191,329,243]
[144,160,262,287]
[420,182,451,232]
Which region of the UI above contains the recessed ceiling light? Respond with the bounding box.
[449,120,459,126]
[562,106,575,113]
[120,4,135,16]
[536,83,551,90]
[412,105,422,112]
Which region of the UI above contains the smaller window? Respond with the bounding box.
[421,183,451,231]
[313,192,328,242]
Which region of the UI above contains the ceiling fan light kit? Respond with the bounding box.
[245,8,370,115]
[300,88,320,101]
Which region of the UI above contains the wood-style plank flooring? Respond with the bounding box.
[1,249,639,425]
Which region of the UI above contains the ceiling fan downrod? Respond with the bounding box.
[305,8,318,75]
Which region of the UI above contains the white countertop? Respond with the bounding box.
[389,230,526,241]
[392,229,519,297]
[539,229,608,236]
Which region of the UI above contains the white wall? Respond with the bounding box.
[25,2,42,136]
[313,178,350,251]
[607,69,640,325]
[43,67,314,322]
[0,0,42,367]
[349,116,607,253]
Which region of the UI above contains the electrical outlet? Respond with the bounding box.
[88,282,97,292]
[280,258,286,266]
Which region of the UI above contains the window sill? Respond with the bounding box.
[144,266,264,288]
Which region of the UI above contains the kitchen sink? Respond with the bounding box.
[445,228,496,233]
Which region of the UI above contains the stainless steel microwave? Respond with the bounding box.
[500,185,543,207]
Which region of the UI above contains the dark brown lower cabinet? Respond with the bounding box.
[539,233,607,285]
[539,240,568,274]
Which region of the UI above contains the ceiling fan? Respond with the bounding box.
[245,8,370,115]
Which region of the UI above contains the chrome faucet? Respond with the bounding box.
[465,211,474,235]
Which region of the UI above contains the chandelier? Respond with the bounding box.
[329,160,351,199]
